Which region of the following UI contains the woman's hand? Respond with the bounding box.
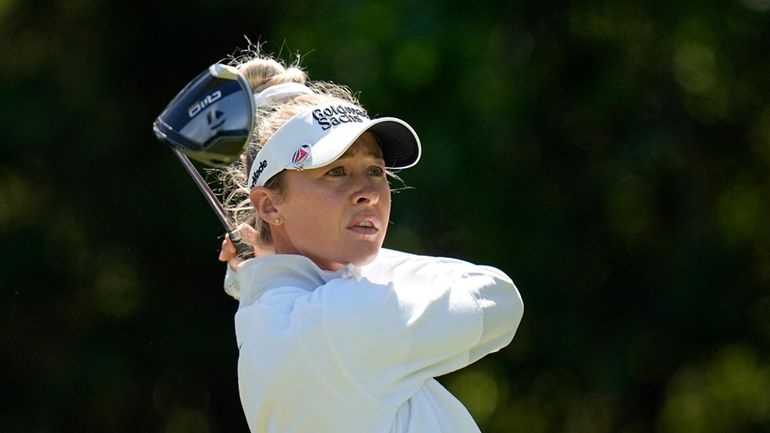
[218,223,273,272]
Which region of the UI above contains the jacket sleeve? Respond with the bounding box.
[223,267,241,300]
[296,255,523,405]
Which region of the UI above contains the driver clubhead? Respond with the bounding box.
[153,64,254,167]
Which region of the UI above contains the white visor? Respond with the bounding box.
[248,102,421,188]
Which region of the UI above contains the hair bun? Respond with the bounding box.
[237,58,308,93]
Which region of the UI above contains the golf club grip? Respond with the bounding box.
[229,231,255,259]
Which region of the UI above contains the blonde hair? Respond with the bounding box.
[218,47,363,246]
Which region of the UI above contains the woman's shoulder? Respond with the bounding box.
[363,248,502,285]
[235,254,341,305]
[369,248,483,269]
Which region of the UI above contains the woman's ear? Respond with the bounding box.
[250,187,280,224]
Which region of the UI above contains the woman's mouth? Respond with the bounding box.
[348,217,379,235]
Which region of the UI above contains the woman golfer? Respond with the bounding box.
[217,50,524,433]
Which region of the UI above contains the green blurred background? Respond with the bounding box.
[2,0,770,432]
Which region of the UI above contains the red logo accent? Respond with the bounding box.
[292,144,311,169]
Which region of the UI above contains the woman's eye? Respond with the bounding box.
[368,166,385,176]
[327,167,345,177]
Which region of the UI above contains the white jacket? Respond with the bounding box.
[224,248,524,433]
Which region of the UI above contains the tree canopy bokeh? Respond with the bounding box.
[2,0,770,432]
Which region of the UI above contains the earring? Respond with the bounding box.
[274,217,282,225]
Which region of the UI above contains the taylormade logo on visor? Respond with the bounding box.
[312,105,368,130]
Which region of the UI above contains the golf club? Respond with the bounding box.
[153,63,256,258]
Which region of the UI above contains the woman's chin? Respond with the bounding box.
[349,250,379,267]
[299,241,384,271]
[337,245,382,269]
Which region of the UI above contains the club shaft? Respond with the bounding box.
[172,148,235,233]
[172,149,254,259]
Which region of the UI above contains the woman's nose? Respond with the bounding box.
[352,176,380,205]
